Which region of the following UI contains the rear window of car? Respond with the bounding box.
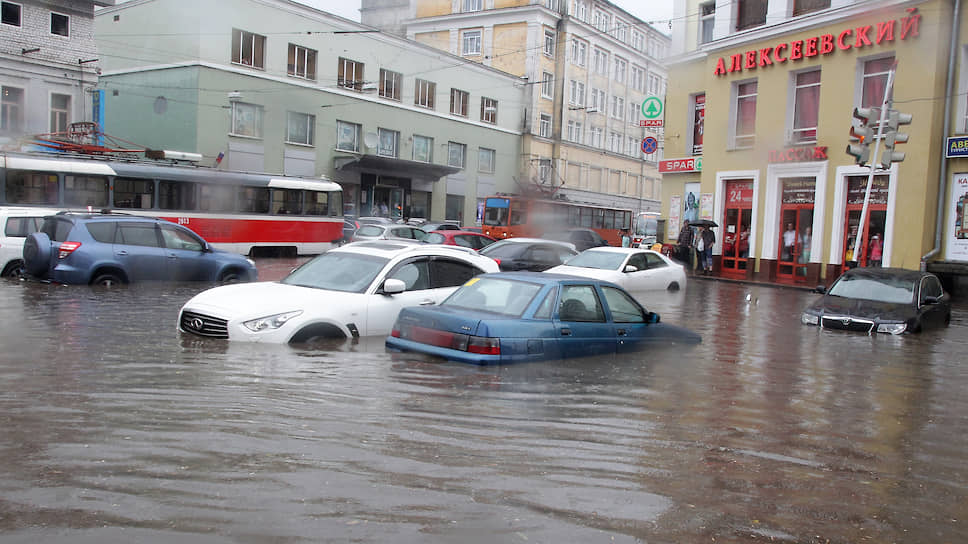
[4,216,45,237]
[41,217,74,242]
[480,242,524,258]
[357,225,384,237]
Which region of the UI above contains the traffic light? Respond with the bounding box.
[846,107,877,166]
[877,109,912,169]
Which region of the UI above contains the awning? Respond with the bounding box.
[334,154,459,180]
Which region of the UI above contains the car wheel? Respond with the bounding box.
[22,232,52,277]
[91,272,124,287]
[667,281,681,291]
[1,260,25,279]
[218,269,245,284]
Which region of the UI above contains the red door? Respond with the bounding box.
[842,175,888,272]
[776,178,815,283]
[721,180,753,277]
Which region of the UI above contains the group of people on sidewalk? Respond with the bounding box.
[677,220,716,275]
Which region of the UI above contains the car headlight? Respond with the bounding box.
[243,310,303,332]
[800,312,819,325]
[876,322,907,335]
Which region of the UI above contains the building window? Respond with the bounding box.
[628,102,639,123]
[413,135,433,162]
[538,159,551,182]
[614,57,627,83]
[627,136,638,156]
[286,111,315,146]
[446,194,465,222]
[692,93,705,155]
[569,80,585,106]
[479,147,496,173]
[450,88,469,116]
[632,31,644,51]
[49,93,70,133]
[791,70,820,144]
[230,102,263,138]
[733,81,757,148]
[2,2,22,27]
[593,10,610,33]
[379,69,402,100]
[615,19,627,42]
[541,72,554,99]
[700,2,715,44]
[481,97,498,124]
[736,0,767,31]
[544,30,555,56]
[648,74,664,96]
[861,56,894,109]
[539,114,552,138]
[336,120,360,152]
[631,65,645,92]
[462,29,482,56]
[287,44,317,80]
[590,88,605,112]
[574,0,587,22]
[593,48,608,75]
[611,96,624,119]
[378,128,399,157]
[232,29,265,69]
[463,0,482,12]
[571,38,587,66]
[338,57,365,91]
[1,86,24,133]
[609,131,622,152]
[567,120,583,143]
[794,0,830,16]
[448,142,466,169]
[415,79,436,109]
[50,11,68,37]
[591,126,603,148]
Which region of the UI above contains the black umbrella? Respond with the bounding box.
[689,219,718,228]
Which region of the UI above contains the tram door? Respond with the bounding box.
[721,180,753,276]
[776,178,815,282]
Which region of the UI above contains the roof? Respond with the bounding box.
[487,237,577,250]
[334,241,481,258]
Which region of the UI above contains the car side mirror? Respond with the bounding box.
[923,295,940,304]
[202,241,212,252]
[382,278,406,295]
[814,285,826,294]
[647,311,660,324]
[624,265,639,273]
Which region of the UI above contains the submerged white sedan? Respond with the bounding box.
[544,247,687,291]
[178,241,499,343]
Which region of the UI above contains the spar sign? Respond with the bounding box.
[640,96,664,128]
[659,157,702,173]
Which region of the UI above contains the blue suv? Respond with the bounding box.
[22,211,257,286]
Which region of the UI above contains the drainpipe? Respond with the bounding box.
[921,0,962,270]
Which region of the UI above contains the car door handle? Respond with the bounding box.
[560,328,572,336]
[419,299,435,305]
[167,253,178,259]
[115,250,128,256]
[617,328,628,336]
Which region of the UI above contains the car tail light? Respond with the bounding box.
[491,258,502,267]
[394,323,500,355]
[467,336,500,355]
[58,241,82,259]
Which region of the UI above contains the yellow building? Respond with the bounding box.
[663,0,968,289]
[362,0,670,216]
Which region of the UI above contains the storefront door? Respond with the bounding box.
[842,175,888,271]
[721,180,753,276]
[776,178,815,282]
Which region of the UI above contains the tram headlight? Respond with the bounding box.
[244,310,303,332]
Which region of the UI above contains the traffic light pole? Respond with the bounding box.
[853,63,897,267]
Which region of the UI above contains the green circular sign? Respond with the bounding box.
[641,97,664,119]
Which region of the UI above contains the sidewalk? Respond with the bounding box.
[687,270,816,292]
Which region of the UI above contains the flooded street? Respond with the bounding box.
[1,261,967,543]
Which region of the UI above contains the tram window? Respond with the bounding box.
[273,188,303,214]
[484,205,508,227]
[114,178,154,209]
[567,207,580,227]
[4,171,58,205]
[579,208,593,228]
[159,180,198,210]
[510,200,527,225]
[591,209,604,229]
[305,191,329,216]
[63,175,108,208]
[604,210,615,229]
[329,191,342,217]
[239,186,270,213]
[198,183,235,212]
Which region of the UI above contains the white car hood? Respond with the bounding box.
[544,265,620,282]
[183,281,359,320]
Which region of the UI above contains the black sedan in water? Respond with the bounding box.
[801,267,951,334]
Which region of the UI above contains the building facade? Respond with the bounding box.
[1,0,113,145]
[663,0,968,288]
[93,0,526,225]
[362,0,669,214]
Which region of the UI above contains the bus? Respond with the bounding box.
[482,194,632,246]
[631,211,661,248]
[0,151,344,256]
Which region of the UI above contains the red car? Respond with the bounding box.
[422,230,496,251]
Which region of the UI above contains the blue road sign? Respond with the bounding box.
[642,137,658,154]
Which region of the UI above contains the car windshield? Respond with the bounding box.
[356,225,385,237]
[562,250,625,270]
[442,276,543,317]
[281,252,389,293]
[423,232,446,244]
[827,274,916,304]
[479,242,524,258]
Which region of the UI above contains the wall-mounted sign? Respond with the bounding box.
[946,136,968,158]
[659,157,702,173]
[769,146,828,163]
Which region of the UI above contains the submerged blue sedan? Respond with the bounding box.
[386,272,701,364]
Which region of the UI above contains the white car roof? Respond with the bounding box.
[332,240,494,262]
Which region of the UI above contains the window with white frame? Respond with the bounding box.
[593,10,610,33]
[544,29,555,56]
[590,88,605,111]
[614,57,627,83]
[861,56,894,109]
[569,80,585,106]
[336,120,360,152]
[648,74,662,95]
[737,0,768,31]
[538,159,552,182]
[591,126,603,147]
[378,128,399,157]
[628,102,638,123]
[567,120,583,143]
[450,88,469,116]
[286,111,315,146]
[632,31,644,51]
[380,68,402,100]
[733,81,757,148]
[50,11,68,36]
[232,29,265,69]
[631,65,645,92]
[413,135,433,162]
[615,21,627,42]
[415,79,436,109]
[288,44,317,80]
[463,0,482,12]
[448,142,466,168]
[571,38,587,66]
[543,0,560,11]
[539,114,552,138]
[593,48,608,75]
[479,147,496,173]
[627,136,638,156]
[230,102,263,138]
[338,57,364,90]
[1,86,24,133]
[574,0,587,22]
[2,1,22,26]
[794,0,830,17]
[609,131,622,153]
[49,93,71,133]
[700,2,715,44]
[462,29,482,56]
[791,70,820,143]
[611,96,624,119]
[481,97,498,124]
[541,72,554,99]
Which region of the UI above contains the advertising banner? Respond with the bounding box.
[669,195,682,238]
[946,173,968,261]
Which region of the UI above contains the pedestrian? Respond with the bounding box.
[621,228,631,248]
[782,222,797,261]
[869,232,883,267]
[699,224,716,275]
[676,220,693,269]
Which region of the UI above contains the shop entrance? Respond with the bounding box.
[721,179,753,276]
[361,174,407,220]
[843,174,888,271]
[776,178,815,282]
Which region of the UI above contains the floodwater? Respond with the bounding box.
[1,260,967,543]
